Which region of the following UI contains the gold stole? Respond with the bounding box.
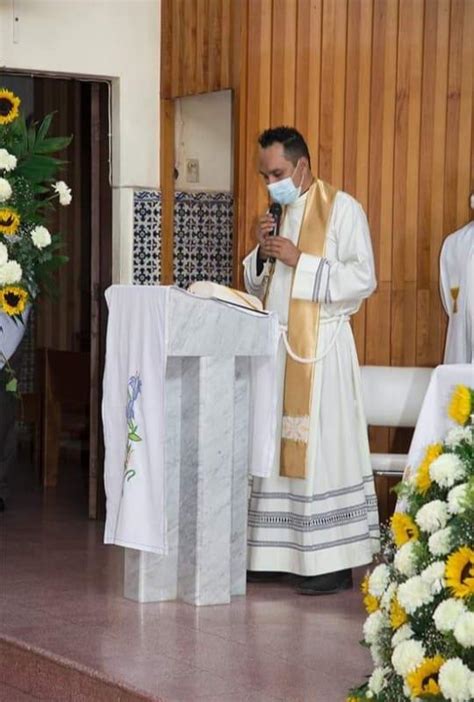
[279,179,337,479]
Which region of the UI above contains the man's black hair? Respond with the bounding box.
[258,126,311,169]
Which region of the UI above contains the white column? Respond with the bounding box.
[178,356,235,606]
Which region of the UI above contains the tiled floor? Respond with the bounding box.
[0,452,372,701]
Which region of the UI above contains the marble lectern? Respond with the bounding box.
[110,287,277,606]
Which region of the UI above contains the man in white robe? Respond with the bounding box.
[244,126,380,594]
[439,217,474,364]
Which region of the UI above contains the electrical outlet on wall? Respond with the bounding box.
[186,159,199,183]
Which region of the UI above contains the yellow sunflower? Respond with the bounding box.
[406,656,444,697]
[445,546,474,598]
[390,597,408,629]
[0,208,20,236]
[0,88,21,125]
[391,512,419,547]
[448,384,472,426]
[363,592,379,614]
[0,286,28,316]
[360,573,369,595]
[415,443,443,495]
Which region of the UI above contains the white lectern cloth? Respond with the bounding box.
[103,285,279,555]
[103,285,169,555]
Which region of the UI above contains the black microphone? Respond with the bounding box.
[268,202,282,263]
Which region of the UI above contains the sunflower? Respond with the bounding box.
[0,207,20,235]
[360,573,369,595]
[406,655,444,697]
[0,88,21,125]
[0,285,28,316]
[448,384,472,426]
[391,512,420,547]
[445,546,474,598]
[390,597,408,629]
[363,592,379,614]
[415,443,443,495]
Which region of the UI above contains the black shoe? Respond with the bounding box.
[247,570,293,583]
[296,569,353,595]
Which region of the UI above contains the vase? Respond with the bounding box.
[0,307,30,369]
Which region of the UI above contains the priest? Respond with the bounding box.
[439,213,474,364]
[244,126,380,594]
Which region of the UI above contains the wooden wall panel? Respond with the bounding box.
[161,0,474,372]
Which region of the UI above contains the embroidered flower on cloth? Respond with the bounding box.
[282,415,310,443]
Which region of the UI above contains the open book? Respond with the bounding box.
[188,281,264,312]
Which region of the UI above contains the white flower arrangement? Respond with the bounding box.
[0,87,72,321]
[0,86,72,393]
[347,385,474,702]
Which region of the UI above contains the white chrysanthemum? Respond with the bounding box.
[31,225,52,249]
[469,674,474,699]
[368,564,391,597]
[444,426,473,448]
[0,177,12,202]
[439,658,472,701]
[453,612,474,648]
[434,598,466,633]
[421,561,446,594]
[53,180,72,206]
[415,500,449,534]
[0,260,22,285]
[380,582,397,611]
[0,148,17,172]
[370,643,385,667]
[447,483,469,515]
[394,541,418,577]
[397,575,433,614]
[0,242,8,266]
[391,639,425,676]
[429,453,466,489]
[391,623,413,647]
[428,527,453,556]
[363,610,387,645]
[368,666,389,695]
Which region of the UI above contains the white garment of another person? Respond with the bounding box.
[439,221,474,364]
[243,189,380,576]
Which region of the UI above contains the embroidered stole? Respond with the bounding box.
[278,179,337,479]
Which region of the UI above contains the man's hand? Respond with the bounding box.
[261,236,301,268]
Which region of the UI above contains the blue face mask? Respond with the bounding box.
[267,164,303,205]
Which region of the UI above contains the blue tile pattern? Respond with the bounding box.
[133,190,161,285]
[132,189,234,290]
[173,191,233,289]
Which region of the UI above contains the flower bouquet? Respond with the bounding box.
[0,87,72,391]
[347,384,474,702]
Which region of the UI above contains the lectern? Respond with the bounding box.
[103,286,278,606]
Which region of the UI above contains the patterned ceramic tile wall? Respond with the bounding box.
[173,191,233,289]
[132,190,234,289]
[133,190,161,285]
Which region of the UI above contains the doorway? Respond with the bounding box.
[0,73,112,519]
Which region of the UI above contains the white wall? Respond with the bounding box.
[175,90,232,192]
[0,0,161,283]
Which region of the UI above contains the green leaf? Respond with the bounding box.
[5,378,18,393]
[128,433,142,442]
[36,113,54,142]
[34,136,73,154]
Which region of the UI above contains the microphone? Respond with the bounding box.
[268,202,282,263]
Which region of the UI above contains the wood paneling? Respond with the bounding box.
[161,0,474,372]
